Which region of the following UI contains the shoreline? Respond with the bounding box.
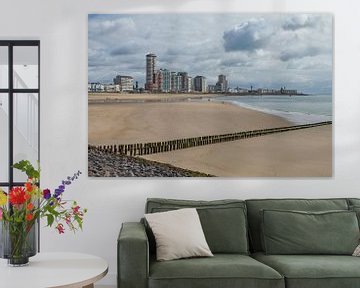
[89,92,331,126]
[88,92,310,104]
[217,98,332,125]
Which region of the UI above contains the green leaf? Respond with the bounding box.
[47,206,60,217]
[47,214,54,227]
[12,160,40,180]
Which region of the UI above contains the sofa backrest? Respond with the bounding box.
[145,198,249,255]
[245,198,349,252]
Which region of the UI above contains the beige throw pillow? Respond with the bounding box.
[353,244,360,256]
[145,208,213,261]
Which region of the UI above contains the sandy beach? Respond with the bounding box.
[142,125,332,177]
[88,94,332,177]
[89,99,293,145]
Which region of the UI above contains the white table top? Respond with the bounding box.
[0,252,108,288]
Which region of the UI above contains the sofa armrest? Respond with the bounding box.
[118,222,149,288]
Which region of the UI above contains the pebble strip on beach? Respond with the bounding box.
[88,148,213,177]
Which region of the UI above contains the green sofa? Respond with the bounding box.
[118,198,360,288]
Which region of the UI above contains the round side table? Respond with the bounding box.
[0,252,108,288]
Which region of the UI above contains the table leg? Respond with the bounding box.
[82,284,94,288]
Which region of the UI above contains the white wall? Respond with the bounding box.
[1,0,360,286]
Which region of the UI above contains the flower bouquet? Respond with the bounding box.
[0,160,87,266]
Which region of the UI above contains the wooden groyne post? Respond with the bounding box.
[89,121,332,157]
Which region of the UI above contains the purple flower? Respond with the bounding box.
[43,189,51,200]
[54,171,82,199]
[54,189,62,198]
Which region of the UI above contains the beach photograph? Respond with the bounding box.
[88,14,333,177]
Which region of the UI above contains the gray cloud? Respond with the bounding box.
[280,46,321,61]
[88,16,136,39]
[223,18,272,52]
[282,15,319,31]
[88,14,333,94]
[110,43,141,56]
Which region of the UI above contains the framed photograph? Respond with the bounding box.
[88,13,332,177]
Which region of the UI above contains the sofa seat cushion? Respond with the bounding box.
[149,254,284,288]
[252,252,360,288]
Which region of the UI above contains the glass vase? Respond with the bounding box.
[0,220,37,266]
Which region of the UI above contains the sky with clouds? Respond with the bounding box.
[88,13,333,94]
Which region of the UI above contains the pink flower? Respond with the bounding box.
[65,214,71,225]
[56,223,65,234]
[72,205,80,215]
[0,208,3,220]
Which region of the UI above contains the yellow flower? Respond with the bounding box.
[0,190,7,206]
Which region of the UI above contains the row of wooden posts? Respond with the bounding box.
[89,121,332,157]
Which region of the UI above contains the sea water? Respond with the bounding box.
[216,94,332,125]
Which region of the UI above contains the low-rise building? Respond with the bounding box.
[88,82,104,92]
[281,87,297,95]
[104,84,120,92]
[113,75,134,92]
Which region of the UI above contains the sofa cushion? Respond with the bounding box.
[146,198,248,254]
[246,198,349,252]
[252,252,360,288]
[149,254,284,288]
[349,205,360,228]
[145,208,213,261]
[347,198,360,207]
[261,209,359,255]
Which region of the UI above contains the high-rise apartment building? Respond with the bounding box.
[145,53,157,91]
[170,72,181,92]
[154,70,162,92]
[144,53,210,93]
[216,74,228,92]
[178,72,189,92]
[159,69,171,92]
[170,72,177,92]
[194,76,208,93]
[187,76,193,92]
